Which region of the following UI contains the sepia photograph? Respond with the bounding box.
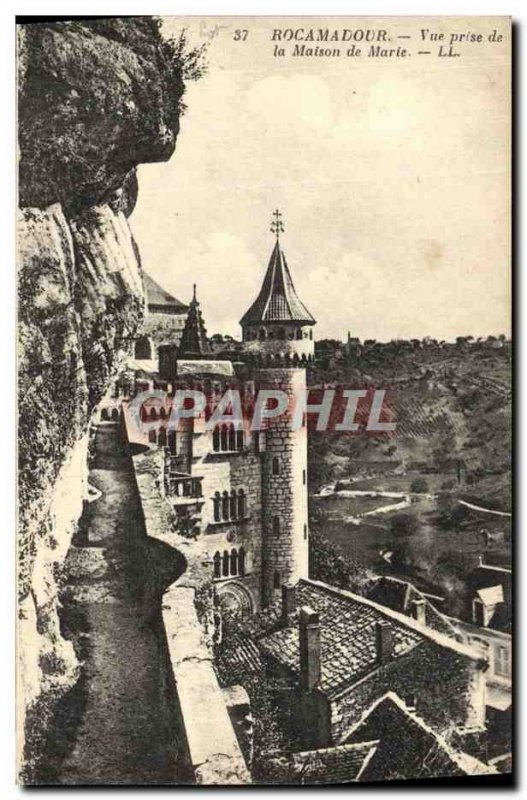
[15,14,511,787]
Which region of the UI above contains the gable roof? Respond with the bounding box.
[265,741,378,785]
[240,240,315,327]
[366,576,462,640]
[344,692,496,779]
[258,580,482,698]
[143,272,188,313]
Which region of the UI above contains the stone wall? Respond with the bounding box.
[126,419,251,784]
[255,368,309,604]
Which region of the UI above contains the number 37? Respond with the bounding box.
[233,29,249,41]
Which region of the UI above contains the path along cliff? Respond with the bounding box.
[17,18,189,779]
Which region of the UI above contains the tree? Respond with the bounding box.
[390,512,419,539]
[410,477,429,494]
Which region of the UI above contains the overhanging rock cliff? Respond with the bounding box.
[17,18,184,767]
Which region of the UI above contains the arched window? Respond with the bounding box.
[272,457,280,476]
[222,550,229,577]
[101,408,109,421]
[213,492,221,522]
[309,329,313,340]
[273,571,280,589]
[230,490,237,519]
[222,491,230,520]
[296,328,303,340]
[238,547,246,576]
[213,551,221,579]
[237,489,246,519]
[220,425,228,451]
[236,429,244,451]
[213,427,220,452]
[159,407,167,420]
[112,408,120,421]
[149,407,158,421]
[230,549,238,576]
[273,516,280,536]
[158,427,167,447]
[228,425,236,451]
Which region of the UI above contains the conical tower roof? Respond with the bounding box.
[240,239,316,327]
[178,285,212,358]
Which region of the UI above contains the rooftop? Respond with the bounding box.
[259,579,482,698]
[240,240,315,327]
[143,272,189,313]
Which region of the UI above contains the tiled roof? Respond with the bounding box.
[366,576,462,640]
[345,692,496,779]
[215,630,263,685]
[259,581,423,696]
[143,272,188,312]
[240,240,315,326]
[266,741,378,785]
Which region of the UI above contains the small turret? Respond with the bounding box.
[178,284,212,359]
[240,211,315,366]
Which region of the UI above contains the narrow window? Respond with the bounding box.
[273,571,280,590]
[168,430,177,455]
[230,549,238,576]
[149,407,158,421]
[296,329,303,340]
[239,547,246,576]
[495,645,510,678]
[273,516,280,536]
[303,469,306,485]
[213,427,220,452]
[112,407,120,421]
[237,489,246,519]
[304,524,308,540]
[220,425,228,451]
[272,457,280,476]
[230,490,237,519]
[101,408,109,421]
[213,551,221,579]
[159,407,167,419]
[158,427,167,447]
[222,491,230,520]
[236,429,244,451]
[228,425,236,451]
[213,492,221,522]
[222,550,229,577]
[148,429,157,444]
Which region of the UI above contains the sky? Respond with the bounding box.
[129,16,510,342]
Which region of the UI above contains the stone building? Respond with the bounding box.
[256,579,488,752]
[127,220,316,618]
[134,272,189,362]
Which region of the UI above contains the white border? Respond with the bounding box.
[1,2,521,798]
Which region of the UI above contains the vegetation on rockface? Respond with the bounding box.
[17,17,206,775]
[309,527,374,594]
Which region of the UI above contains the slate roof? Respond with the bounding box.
[344,693,496,780]
[366,576,462,640]
[259,581,423,696]
[258,580,483,698]
[266,742,378,785]
[143,272,188,313]
[467,562,511,633]
[240,240,315,326]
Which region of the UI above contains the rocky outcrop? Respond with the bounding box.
[17,18,185,772]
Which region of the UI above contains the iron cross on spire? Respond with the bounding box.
[270,208,285,239]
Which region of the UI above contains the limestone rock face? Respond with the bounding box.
[17,18,184,765]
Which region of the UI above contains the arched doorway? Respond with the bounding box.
[216,582,254,620]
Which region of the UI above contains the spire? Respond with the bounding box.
[240,214,316,327]
[178,285,212,358]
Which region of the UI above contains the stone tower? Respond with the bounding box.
[240,211,316,605]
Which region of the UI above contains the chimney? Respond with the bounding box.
[376,620,394,664]
[299,606,321,691]
[411,597,426,626]
[282,584,297,626]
